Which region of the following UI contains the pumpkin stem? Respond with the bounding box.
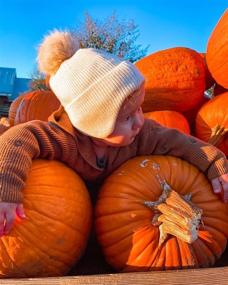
[204,83,216,99]
[144,185,203,246]
[209,124,228,146]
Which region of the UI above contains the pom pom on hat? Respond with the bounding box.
[37,30,80,75]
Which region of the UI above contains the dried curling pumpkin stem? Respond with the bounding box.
[144,182,203,246]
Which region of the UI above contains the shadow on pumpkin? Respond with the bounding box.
[195,113,228,156]
[70,225,228,276]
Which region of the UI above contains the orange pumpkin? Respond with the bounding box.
[182,95,209,132]
[199,53,215,90]
[195,92,228,155]
[135,47,206,113]
[206,9,228,88]
[14,90,60,125]
[8,93,27,126]
[144,110,190,134]
[0,160,92,278]
[95,155,228,271]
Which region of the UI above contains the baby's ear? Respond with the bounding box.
[37,30,80,76]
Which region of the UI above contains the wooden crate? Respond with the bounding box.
[0,261,228,285]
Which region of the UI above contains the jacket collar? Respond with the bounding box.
[48,106,76,137]
[48,106,117,171]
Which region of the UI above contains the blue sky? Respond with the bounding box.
[0,0,227,78]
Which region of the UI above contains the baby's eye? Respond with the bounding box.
[125,115,131,121]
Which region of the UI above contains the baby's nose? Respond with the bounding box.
[133,112,144,130]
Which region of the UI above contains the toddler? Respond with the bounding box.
[0,30,227,236]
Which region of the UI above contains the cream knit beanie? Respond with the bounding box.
[38,30,144,138]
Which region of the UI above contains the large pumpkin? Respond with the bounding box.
[195,92,228,155]
[8,93,27,126]
[199,53,215,90]
[144,110,190,134]
[95,155,228,271]
[0,160,92,278]
[206,9,228,88]
[135,47,206,113]
[14,90,60,125]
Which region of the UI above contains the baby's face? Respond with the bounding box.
[101,84,145,147]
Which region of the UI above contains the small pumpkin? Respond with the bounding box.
[0,159,92,278]
[144,110,190,134]
[14,90,60,125]
[95,155,228,271]
[135,47,206,113]
[206,9,228,88]
[195,92,228,155]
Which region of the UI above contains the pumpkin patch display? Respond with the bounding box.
[195,92,228,155]
[206,10,228,88]
[0,160,92,278]
[135,47,206,113]
[95,155,228,271]
[144,110,190,134]
[13,90,60,125]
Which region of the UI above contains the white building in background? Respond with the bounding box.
[0,67,31,101]
[0,67,31,116]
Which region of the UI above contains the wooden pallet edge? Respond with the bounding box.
[0,266,228,285]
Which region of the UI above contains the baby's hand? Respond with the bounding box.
[0,202,26,237]
[211,173,228,202]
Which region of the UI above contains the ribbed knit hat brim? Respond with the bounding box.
[50,48,144,138]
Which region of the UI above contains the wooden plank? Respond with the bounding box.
[0,266,228,285]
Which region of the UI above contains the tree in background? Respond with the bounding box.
[75,12,149,62]
[30,68,50,91]
[31,11,149,89]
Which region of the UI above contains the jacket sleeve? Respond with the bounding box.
[0,120,78,203]
[137,119,228,181]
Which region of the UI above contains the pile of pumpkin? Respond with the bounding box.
[0,9,227,278]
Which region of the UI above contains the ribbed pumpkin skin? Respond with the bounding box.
[14,90,60,125]
[144,111,190,134]
[195,92,228,155]
[206,10,228,88]
[8,93,27,126]
[0,160,92,278]
[135,47,206,113]
[95,155,228,271]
